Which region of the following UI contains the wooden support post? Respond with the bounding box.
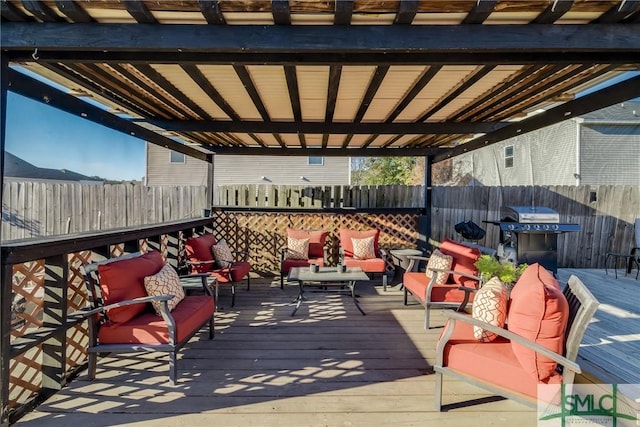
[41,255,68,399]
[206,154,214,213]
[418,156,433,254]
[1,258,12,426]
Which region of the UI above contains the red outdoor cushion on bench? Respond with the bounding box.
[185,234,218,273]
[99,295,214,344]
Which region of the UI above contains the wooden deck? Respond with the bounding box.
[15,268,639,427]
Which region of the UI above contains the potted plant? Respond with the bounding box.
[474,254,528,290]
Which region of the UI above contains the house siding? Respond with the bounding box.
[452,120,577,186]
[146,144,350,186]
[579,124,640,185]
[213,155,350,185]
[146,143,209,186]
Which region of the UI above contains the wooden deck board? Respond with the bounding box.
[15,269,638,426]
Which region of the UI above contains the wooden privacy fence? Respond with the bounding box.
[1,181,207,240]
[430,185,639,269]
[214,184,424,208]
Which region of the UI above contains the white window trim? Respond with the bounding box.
[504,145,514,168]
[170,151,186,164]
[307,156,324,166]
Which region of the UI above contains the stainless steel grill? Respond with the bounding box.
[496,206,580,274]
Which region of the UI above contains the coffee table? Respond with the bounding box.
[287,266,371,316]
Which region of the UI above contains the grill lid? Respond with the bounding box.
[501,206,560,224]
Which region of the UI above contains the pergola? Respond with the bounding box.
[1,1,640,189]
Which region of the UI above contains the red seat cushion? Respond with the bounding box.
[287,228,328,259]
[403,271,475,304]
[343,256,385,273]
[339,229,380,258]
[440,321,560,399]
[97,251,165,324]
[439,239,481,288]
[185,234,218,273]
[98,295,214,345]
[210,261,251,283]
[282,257,325,273]
[508,263,568,381]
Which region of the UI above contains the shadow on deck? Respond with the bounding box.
[16,268,638,427]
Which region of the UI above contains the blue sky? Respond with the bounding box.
[4,70,639,181]
[5,92,146,181]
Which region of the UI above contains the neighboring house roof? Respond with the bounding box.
[3,152,103,183]
[580,101,640,122]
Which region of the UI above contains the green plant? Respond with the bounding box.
[474,255,528,284]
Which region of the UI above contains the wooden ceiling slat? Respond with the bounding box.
[532,0,574,24]
[124,0,157,24]
[417,65,496,122]
[1,1,31,21]
[334,0,353,25]
[322,65,342,148]
[21,0,62,22]
[38,62,150,119]
[284,65,302,122]
[385,65,442,123]
[461,0,497,24]
[54,1,94,23]
[67,63,166,118]
[271,0,290,25]
[137,64,216,120]
[198,0,225,24]
[109,63,189,119]
[461,64,566,121]
[181,64,241,120]
[247,65,293,121]
[592,0,640,23]
[234,65,270,121]
[353,66,389,123]
[393,0,419,25]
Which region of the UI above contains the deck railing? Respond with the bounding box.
[0,208,423,425]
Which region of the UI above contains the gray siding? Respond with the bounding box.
[452,120,578,186]
[579,124,640,185]
[146,143,209,186]
[146,144,350,186]
[213,155,350,185]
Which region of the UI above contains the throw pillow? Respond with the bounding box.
[508,263,569,381]
[143,263,185,315]
[287,236,310,260]
[351,236,376,260]
[472,276,508,342]
[425,248,453,285]
[211,239,234,268]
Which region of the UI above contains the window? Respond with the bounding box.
[170,151,185,164]
[504,145,514,168]
[307,156,324,166]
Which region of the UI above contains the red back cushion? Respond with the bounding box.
[185,234,218,273]
[439,239,481,286]
[508,263,568,381]
[287,228,328,259]
[97,251,165,323]
[339,229,380,258]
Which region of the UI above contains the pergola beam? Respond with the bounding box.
[208,147,441,157]
[142,119,507,135]
[2,23,638,55]
[7,68,209,161]
[434,74,640,162]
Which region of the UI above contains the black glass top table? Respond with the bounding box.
[287,266,371,316]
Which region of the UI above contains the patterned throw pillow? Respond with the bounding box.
[425,249,453,285]
[211,239,234,268]
[472,276,508,342]
[143,263,185,315]
[287,236,310,260]
[351,236,376,260]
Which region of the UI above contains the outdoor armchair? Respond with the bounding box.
[279,228,329,289]
[434,264,599,410]
[185,233,251,308]
[402,238,482,329]
[338,228,389,289]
